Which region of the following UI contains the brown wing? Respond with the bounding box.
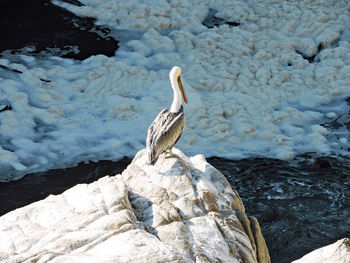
[146,107,185,164]
[146,108,168,151]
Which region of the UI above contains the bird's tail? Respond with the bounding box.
[147,149,157,165]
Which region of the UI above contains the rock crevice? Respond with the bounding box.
[0,148,270,263]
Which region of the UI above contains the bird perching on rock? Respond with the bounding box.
[146,66,188,165]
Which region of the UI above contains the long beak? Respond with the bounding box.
[177,75,188,104]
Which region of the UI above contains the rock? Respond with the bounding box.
[292,238,350,263]
[0,148,270,263]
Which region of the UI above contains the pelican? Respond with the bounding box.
[146,66,188,165]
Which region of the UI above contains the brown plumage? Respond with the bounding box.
[146,106,185,164]
[146,66,187,165]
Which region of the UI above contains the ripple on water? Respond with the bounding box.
[208,155,350,263]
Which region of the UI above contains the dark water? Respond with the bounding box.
[0,158,131,216]
[0,0,118,60]
[208,155,350,263]
[0,155,349,263]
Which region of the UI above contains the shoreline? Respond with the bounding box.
[1,152,347,216]
[1,153,349,262]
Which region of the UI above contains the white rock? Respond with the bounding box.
[292,238,350,263]
[0,148,270,263]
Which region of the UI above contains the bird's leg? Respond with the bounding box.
[165,147,175,158]
[165,148,190,172]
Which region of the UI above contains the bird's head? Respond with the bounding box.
[170,66,188,105]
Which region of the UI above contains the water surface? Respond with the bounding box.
[209,155,350,263]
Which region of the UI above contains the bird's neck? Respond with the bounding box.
[170,77,182,113]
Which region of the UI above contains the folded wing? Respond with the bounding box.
[146,107,185,164]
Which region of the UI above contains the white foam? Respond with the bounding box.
[326,112,337,119]
[1,0,350,181]
[340,138,348,144]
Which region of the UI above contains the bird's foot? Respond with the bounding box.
[165,149,190,172]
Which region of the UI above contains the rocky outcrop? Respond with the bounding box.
[292,238,350,263]
[0,148,270,263]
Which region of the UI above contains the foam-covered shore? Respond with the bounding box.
[1,0,350,181]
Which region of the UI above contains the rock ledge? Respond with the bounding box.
[292,238,350,263]
[0,148,270,263]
